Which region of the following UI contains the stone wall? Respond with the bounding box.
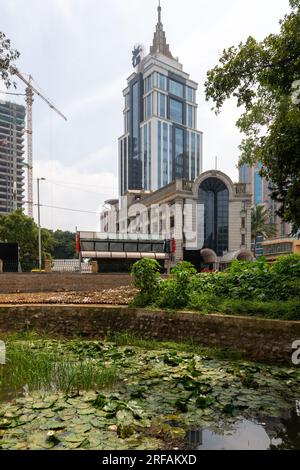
[0,305,299,364]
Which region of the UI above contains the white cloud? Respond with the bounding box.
[32,159,118,231]
[0,0,292,231]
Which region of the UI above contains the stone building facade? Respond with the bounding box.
[101,170,253,270]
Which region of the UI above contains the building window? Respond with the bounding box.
[158,121,162,189]
[158,73,167,91]
[124,94,130,108]
[131,81,141,189]
[191,133,196,181]
[242,234,246,246]
[197,134,201,175]
[159,93,166,118]
[169,79,184,98]
[124,110,130,134]
[174,127,184,179]
[239,164,249,184]
[198,177,229,256]
[163,123,168,186]
[144,75,154,93]
[169,98,183,125]
[242,217,246,229]
[186,86,195,102]
[169,124,173,183]
[254,171,262,204]
[144,125,148,190]
[187,105,194,128]
[145,93,152,120]
[148,122,151,190]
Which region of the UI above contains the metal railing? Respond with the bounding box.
[52,259,92,273]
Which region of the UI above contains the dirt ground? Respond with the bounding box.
[0,273,132,293]
[0,273,135,305]
[0,287,136,305]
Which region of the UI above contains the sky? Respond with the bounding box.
[0,0,291,232]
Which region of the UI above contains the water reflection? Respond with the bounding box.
[186,406,300,450]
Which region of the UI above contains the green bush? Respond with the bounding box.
[190,256,300,302]
[156,262,196,309]
[271,254,300,278]
[131,255,300,320]
[219,299,300,321]
[130,258,161,307]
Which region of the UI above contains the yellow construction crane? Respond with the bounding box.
[11,68,67,217]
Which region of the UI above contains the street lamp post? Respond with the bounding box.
[37,178,46,271]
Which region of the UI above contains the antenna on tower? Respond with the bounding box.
[158,0,162,22]
[215,156,218,170]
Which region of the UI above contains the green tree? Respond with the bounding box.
[251,206,278,241]
[251,206,277,257]
[51,230,76,259]
[205,0,300,229]
[0,210,53,271]
[0,31,20,88]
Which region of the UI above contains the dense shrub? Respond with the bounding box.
[130,258,161,307]
[131,255,300,320]
[157,262,196,309]
[191,256,300,302]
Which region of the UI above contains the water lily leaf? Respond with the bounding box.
[63,433,86,443]
[116,409,134,424]
[41,420,66,431]
[72,423,91,433]
[195,396,214,409]
[117,423,135,439]
[90,417,106,429]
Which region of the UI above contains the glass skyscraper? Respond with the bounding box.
[239,162,291,239]
[119,4,203,196]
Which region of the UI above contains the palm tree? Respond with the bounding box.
[251,205,277,258]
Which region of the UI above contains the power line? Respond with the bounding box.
[0,90,26,96]
[35,203,101,215]
[45,179,116,197]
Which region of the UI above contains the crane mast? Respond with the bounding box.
[11,68,67,217]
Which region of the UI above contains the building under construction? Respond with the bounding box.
[0,100,26,214]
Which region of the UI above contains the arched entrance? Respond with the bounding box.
[200,248,218,272]
[237,250,253,262]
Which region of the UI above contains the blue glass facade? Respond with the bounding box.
[163,123,168,186]
[191,133,196,181]
[174,127,184,179]
[169,79,184,98]
[158,121,162,189]
[254,171,262,204]
[198,178,229,256]
[169,98,183,125]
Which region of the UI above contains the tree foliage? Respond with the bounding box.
[51,230,76,259]
[0,210,53,271]
[0,31,19,88]
[205,0,300,228]
[251,205,277,241]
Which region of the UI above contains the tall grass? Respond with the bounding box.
[0,346,117,395]
[108,332,241,360]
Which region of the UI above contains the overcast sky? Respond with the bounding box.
[0,0,290,232]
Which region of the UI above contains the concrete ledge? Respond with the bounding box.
[0,305,299,364]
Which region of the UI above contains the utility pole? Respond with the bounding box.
[37,177,46,271]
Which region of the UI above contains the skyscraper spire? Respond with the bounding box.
[158,1,162,23]
[150,1,175,60]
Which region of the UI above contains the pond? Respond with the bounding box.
[0,335,299,450]
[186,406,300,450]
